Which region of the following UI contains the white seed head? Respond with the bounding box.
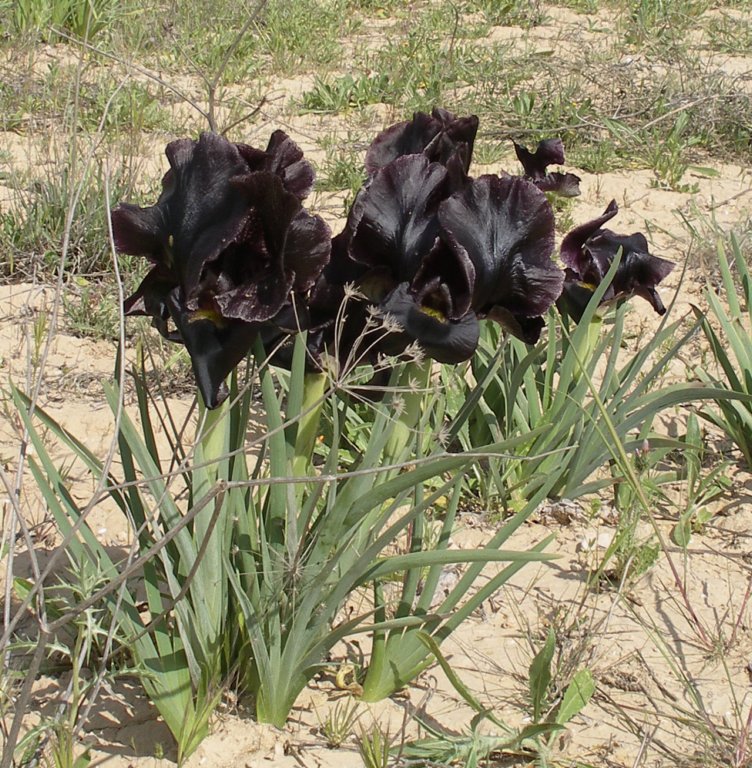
[403,341,425,363]
[343,282,365,300]
[379,311,404,334]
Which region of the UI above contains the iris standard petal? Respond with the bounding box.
[365,108,479,175]
[162,133,255,297]
[214,172,331,323]
[348,154,449,283]
[364,111,437,174]
[112,132,254,322]
[513,138,565,180]
[237,130,315,200]
[560,199,619,273]
[263,130,316,200]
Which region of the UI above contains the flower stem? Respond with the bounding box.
[291,372,327,481]
[572,314,603,379]
[383,361,431,464]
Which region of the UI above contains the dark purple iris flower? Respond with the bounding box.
[314,121,564,367]
[309,109,480,368]
[557,200,675,321]
[112,131,330,408]
[365,107,479,188]
[514,138,581,198]
[348,154,478,363]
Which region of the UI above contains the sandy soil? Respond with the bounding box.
[2,3,752,767]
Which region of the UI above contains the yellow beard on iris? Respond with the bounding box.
[188,308,226,327]
[419,305,447,322]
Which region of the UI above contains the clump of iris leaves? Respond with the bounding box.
[16,108,697,762]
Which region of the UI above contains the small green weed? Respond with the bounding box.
[302,73,390,113]
[150,3,263,84]
[11,561,129,768]
[682,208,752,272]
[623,0,709,47]
[364,22,486,113]
[489,80,597,153]
[528,629,595,736]
[0,60,172,138]
[145,0,348,83]
[549,0,598,11]
[315,136,365,197]
[0,160,146,279]
[645,112,701,192]
[346,0,400,12]
[473,0,547,28]
[597,443,663,586]
[357,724,392,768]
[400,631,594,766]
[317,698,362,748]
[63,280,125,341]
[570,140,622,174]
[704,12,752,54]
[12,0,122,40]
[550,194,575,235]
[470,140,506,166]
[669,413,731,547]
[254,0,348,74]
[85,80,172,135]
